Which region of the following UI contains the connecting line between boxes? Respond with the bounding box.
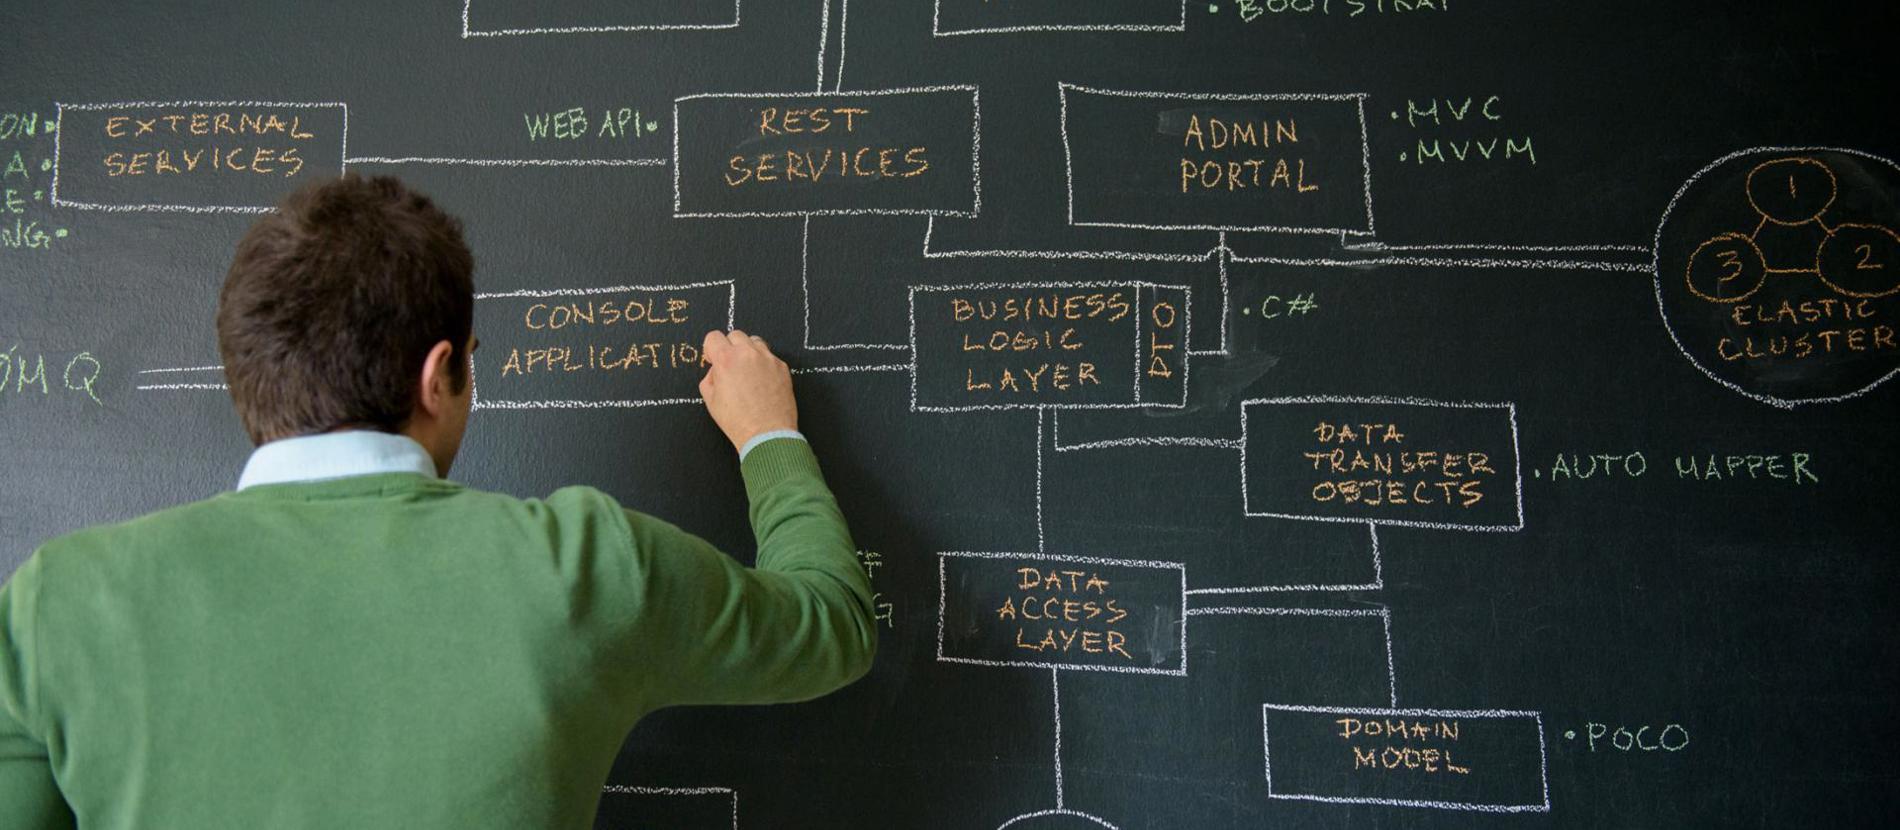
[133,365,226,392]
[458,0,741,37]
[596,786,740,830]
[1186,605,1399,708]
[801,215,914,354]
[1185,522,1386,596]
[1228,248,1651,273]
[1048,409,1242,454]
[343,157,668,168]
[815,0,852,94]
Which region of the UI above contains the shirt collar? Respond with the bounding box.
[236,430,439,491]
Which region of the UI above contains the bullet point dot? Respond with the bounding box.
[55,229,69,238]
[1242,307,1251,316]
[1390,112,1398,119]
[1564,730,1576,740]
[1399,152,1408,162]
[1534,469,1541,478]
[40,159,51,171]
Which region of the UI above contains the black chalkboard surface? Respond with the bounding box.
[3,2,1897,827]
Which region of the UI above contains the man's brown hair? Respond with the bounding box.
[218,174,474,445]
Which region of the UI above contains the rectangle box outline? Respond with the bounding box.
[936,550,1189,677]
[1058,84,1376,235]
[932,0,1187,35]
[52,101,349,214]
[597,785,738,830]
[672,86,982,218]
[907,280,1192,413]
[469,280,735,411]
[1238,395,1525,533]
[462,0,741,36]
[1261,703,1551,813]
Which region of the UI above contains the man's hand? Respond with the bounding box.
[699,329,798,454]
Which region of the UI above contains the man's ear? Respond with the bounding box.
[415,339,457,419]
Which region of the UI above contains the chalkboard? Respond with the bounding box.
[3,2,1897,827]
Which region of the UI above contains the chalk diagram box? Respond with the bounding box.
[1059,85,1374,235]
[1262,704,1550,813]
[595,785,737,829]
[909,282,1191,413]
[1241,397,1524,532]
[673,87,980,218]
[461,0,740,36]
[51,101,347,213]
[933,0,1187,35]
[937,552,1188,676]
[470,281,735,410]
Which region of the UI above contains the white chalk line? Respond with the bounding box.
[50,202,273,215]
[922,216,1212,263]
[1197,606,1398,705]
[801,215,911,352]
[474,397,701,411]
[933,0,1187,36]
[136,383,227,391]
[1230,252,1651,273]
[1262,701,1544,719]
[599,785,734,795]
[1183,522,1385,596]
[58,100,348,110]
[1266,793,1551,813]
[833,0,850,92]
[1055,436,1243,452]
[1208,232,1231,355]
[814,0,831,92]
[1050,667,1064,809]
[934,655,1187,678]
[1186,583,1379,595]
[344,156,666,167]
[1357,95,1376,235]
[474,279,733,300]
[995,809,1119,830]
[1035,409,1046,553]
[1359,242,1650,254]
[1048,410,1240,453]
[597,784,739,829]
[459,0,740,37]
[138,365,222,374]
[1382,605,1399,707]
[791,364,908,374]
[1186,606,1383,618]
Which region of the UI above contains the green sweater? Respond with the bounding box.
[0,438,876,828]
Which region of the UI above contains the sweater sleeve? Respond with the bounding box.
[622,437,878,707]
[0,557,78,829]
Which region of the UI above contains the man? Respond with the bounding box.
[0,175,877,827]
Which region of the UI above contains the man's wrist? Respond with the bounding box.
[737,429,806,461]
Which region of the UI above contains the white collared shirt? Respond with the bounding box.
[236,431,437,490]
[235,428,806,490]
